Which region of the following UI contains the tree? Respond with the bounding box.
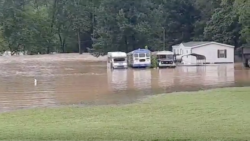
[192,0,221,40]
[92,0,155,54]
[0,0,247,55]
[0,0,27,54]
[155,0,200,49]
[234,0,250,46]
[204,0,242,48]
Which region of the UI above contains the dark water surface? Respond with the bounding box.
[0,55,250,112]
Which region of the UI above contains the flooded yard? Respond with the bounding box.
[0,54,250,112]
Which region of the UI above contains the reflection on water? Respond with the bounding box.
[133,69,151,90]
[0,55,250,112]
[107,69,127,91]
[158,69,175,87]
[178,65,235,86]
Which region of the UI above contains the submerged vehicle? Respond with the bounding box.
[153,51,176,68]
[107,52,128,69]
[127,49,151,68]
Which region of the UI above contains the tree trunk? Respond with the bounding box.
[62,38,66,53]
[47,46,50,54]
[124,36,128,52]
[131,34,136,50]
[163,28,166,50]
[58,32,66,53]
[47,0,57,54]
[78,31,82,54]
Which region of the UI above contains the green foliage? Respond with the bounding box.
[151,55,158,68]
[0,29,8,52]
[204,1,242,47]
[234,0,250,46]
[0,0,249,55]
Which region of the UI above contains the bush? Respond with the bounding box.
[151,56,158,68]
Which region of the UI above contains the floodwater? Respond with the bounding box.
[0,54,250,113]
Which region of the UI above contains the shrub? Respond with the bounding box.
[151,55,158,68]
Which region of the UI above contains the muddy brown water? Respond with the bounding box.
[0,54,250,113]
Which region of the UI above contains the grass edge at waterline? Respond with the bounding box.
[0,87,250,141]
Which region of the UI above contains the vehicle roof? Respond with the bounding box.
[128,48,151,54]
[155,51,174,55]
[107,52,127,57]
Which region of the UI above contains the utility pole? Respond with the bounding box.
[163,27,166,51]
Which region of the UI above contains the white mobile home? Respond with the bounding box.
[172,41,235,64]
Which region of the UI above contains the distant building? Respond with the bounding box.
[172,41,235,64]
[0,51,28,56]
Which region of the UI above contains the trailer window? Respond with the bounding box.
[146,53,150,57]
[218,50,227,58]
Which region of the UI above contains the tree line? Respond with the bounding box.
[0,0,249,55]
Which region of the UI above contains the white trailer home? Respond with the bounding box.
[172,41,235,65]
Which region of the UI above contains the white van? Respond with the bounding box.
[107,52,128,69]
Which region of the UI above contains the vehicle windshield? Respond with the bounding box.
[166,55,174,59]
[113,57,126,62]
[134,54,139,57]
[139,53,146,57]
[157,55,174,60]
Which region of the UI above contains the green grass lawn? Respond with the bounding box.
[0,87,250,141]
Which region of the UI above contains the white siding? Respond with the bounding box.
[192,44,234,63]
[173,49,176,54]
[181,48,194,64]
[173,45,193,64]
[182,55,197,65]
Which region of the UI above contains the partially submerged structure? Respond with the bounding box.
[107,52,128,69]
[175,53,206,65]
[172,41,235,65]
[152,51,176,68]
[127,49,151,68]
[0,51,28,56]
